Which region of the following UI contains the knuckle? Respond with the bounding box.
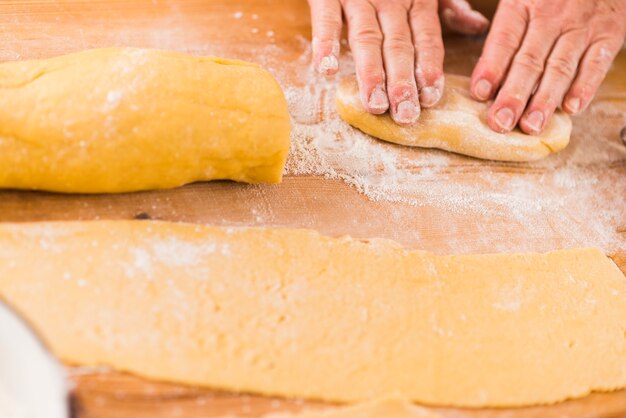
[416,65,442,85]
[547,56,576,78]
[388,82,417,101]
[342,0,365,9]
[595,17,622,37]
[351,27,383,46]
[495,92,525,110]
[384,34,414,51]
[410,0,436,11]
[358,70,385,88]
[532,91,559,111]
[415,34,443,52]
[580,81,597,96]
[586,55,608,70]
[587,42,616,68]
[493,30,522,52]
[561,27,590,44]
[513,49,545,73]
[472,66,502,86]
[528,1,562,21]
[319,14,342,30]
[569,80,595,101]
[475,58,499,77]
[566,83,584,98]
[376,2,408,13]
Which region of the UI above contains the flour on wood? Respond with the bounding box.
[279,40,626,254]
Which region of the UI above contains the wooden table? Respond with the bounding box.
[0,1,625,417]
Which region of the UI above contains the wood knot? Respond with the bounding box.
[133,212,152,220]
[621,126,626,146]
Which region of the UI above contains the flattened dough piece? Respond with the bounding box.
[266,397,440,418]
[0,48,290,193]
[336,74,572,162]
[0,221,625,407]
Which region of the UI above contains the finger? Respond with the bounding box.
[345,0,389,114]
[309,0,342,76]
[409,1,445,108]
[440,0,489,35]
[487,19,559,133]
[519,30,588,135]
[563,39,622,115]
[470,0,528,102]
[378,4,420,125]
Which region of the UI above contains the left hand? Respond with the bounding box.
[308,0,489,125]
[470,0,626,135]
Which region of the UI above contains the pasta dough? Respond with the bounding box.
[336,74,572,162]
[0,48,290,193]
[0,221,625,407]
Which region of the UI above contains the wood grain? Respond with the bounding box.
[0,1,624,417]
[68,371,626,418]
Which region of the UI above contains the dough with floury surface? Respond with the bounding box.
[0,48,290,193]
[336,74,571,162]
[0,221,625,407]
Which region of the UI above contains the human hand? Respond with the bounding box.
[470,0,626,135]
[309,0,489,125]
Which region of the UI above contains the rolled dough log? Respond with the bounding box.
[336,74,572,162]
[0,221,625,407]
[0,48,290,193]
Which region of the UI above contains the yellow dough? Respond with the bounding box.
[0,221,625,407]
[336,74,572,162]
[0,48,290,193]
[266,397,440,418]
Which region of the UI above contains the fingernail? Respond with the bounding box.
[524,111,544,134]
[474,79,492,100]
[420,77,444,108]
[420,86,440,108]
[495,107,515,131]
[566,97,581,114]
[368,85,389,112]
[395,100,420,124]
[470,10,489,24]
[319,54,338,75]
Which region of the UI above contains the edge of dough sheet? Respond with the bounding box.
[264,396,441,418]
[0,221,624,408]
[0,48,291,193]
[335,74,572,162]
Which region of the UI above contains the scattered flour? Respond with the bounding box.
[4,12,623,255]
[106,90,123,108]
[123,237,230,279]
[151,237,230,266]
[274,39,626,254]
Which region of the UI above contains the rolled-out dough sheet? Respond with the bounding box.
[0,221,624,407]
[266,397,440,418]
[336,74,572,162]
[0,48,291,193]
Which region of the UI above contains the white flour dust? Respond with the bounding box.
[6,8,623,254]
[89,28,625,254]
[275,40,626,253]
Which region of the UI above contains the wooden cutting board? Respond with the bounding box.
[0,1,625,417]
